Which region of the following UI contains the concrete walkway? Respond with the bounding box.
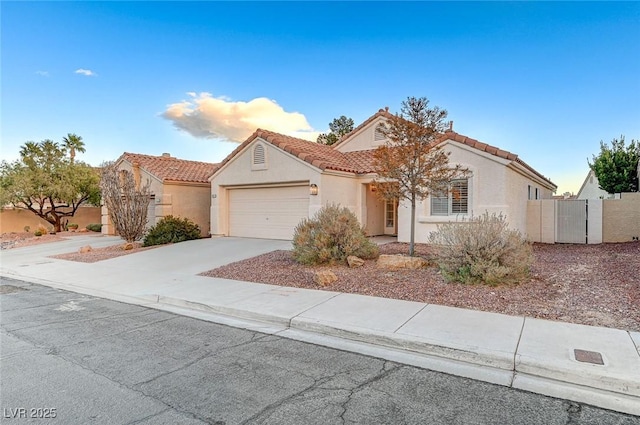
[1,235,639,416]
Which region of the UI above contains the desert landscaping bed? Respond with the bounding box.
[1,231,90,250]
[201,242,640,332]
[50,242,158,263]
[0,231,156,262]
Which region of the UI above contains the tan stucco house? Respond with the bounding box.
[102,152,217,237]
[209,109,557,242]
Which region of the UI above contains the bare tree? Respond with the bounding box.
[373,96,468,256]
[100,162,152,243]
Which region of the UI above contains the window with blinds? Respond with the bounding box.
[430,192,449,216]
[451,179,468,214]
[430,179,469,216]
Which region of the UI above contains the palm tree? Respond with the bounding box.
[19,141,41,159]
[62,133,85,163]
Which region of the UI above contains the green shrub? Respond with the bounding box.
[23,225,30,233]
[86,223,102,232]
[292,204,379,265]
[34,230,43,237]
[143,215,201,247]
[428,212,533,286]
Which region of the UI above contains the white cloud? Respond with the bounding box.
[74,68,96,77]
[35,70,49,77]
[162,92,319,142]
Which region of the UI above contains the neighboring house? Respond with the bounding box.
[576,170,615,200]
[209,109,557,242]
[102,152,217,237]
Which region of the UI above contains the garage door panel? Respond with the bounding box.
[228,186,309,240]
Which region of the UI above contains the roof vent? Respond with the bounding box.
[162,153,171,158]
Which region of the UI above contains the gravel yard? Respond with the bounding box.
[201,242,640,332]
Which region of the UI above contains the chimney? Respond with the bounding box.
[132,161,141,190]
[384,106,389,112]
[448,121,454,132]
[161,153,171,158]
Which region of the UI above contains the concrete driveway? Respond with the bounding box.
[100,236,292,275]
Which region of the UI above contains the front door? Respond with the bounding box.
[384,199,397,235]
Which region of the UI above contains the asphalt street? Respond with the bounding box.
[1,277,638,425]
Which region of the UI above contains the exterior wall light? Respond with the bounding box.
[310,184,318,196]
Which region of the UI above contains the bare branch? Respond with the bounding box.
[100,162,152,243]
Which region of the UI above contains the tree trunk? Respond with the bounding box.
[409,195,416,256]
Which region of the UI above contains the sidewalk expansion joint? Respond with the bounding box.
[510,316,527,386]
[284,292,342,328]
[391,303,429,333]
[626,331,640,359]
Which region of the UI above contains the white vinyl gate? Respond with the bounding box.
[555,200,587,243]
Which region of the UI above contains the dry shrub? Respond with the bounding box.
[292,204,379,265]
[428,212,532,286]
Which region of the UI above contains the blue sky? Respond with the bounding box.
[2,1,639,195]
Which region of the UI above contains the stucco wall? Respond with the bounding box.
[319,173,359,215]
[577,171,613,200]
[1,206,101,233]
[504,165,554,235]
[397,142,555,244]
[603,192,640,242]
[399,143,512,243]
[210,139,320,236]
[336,117,387,153]
[164,183,211,236]
[526,200,556,243]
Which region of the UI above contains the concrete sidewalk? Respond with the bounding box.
[1,235,639,416]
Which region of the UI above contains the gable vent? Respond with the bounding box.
[253,144,266,165]
[374,126,386,141]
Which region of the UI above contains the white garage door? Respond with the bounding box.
[228,185,310,240]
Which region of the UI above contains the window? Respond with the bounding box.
[528,185,532,200]
[252,143,267,170]
[385,199,395,227]
[535,187,540,200]
[430,179,469,216]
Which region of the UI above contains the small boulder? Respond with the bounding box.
[377,254,427,270]
[123,242,134,251]
[347,256,365,268]
[78,245,93,254]
[313,270,338,287]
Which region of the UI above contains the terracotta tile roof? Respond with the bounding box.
[120,152,217,183]
[440,130,555,187]
[214,129,377,174]
[214,122,555,188]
